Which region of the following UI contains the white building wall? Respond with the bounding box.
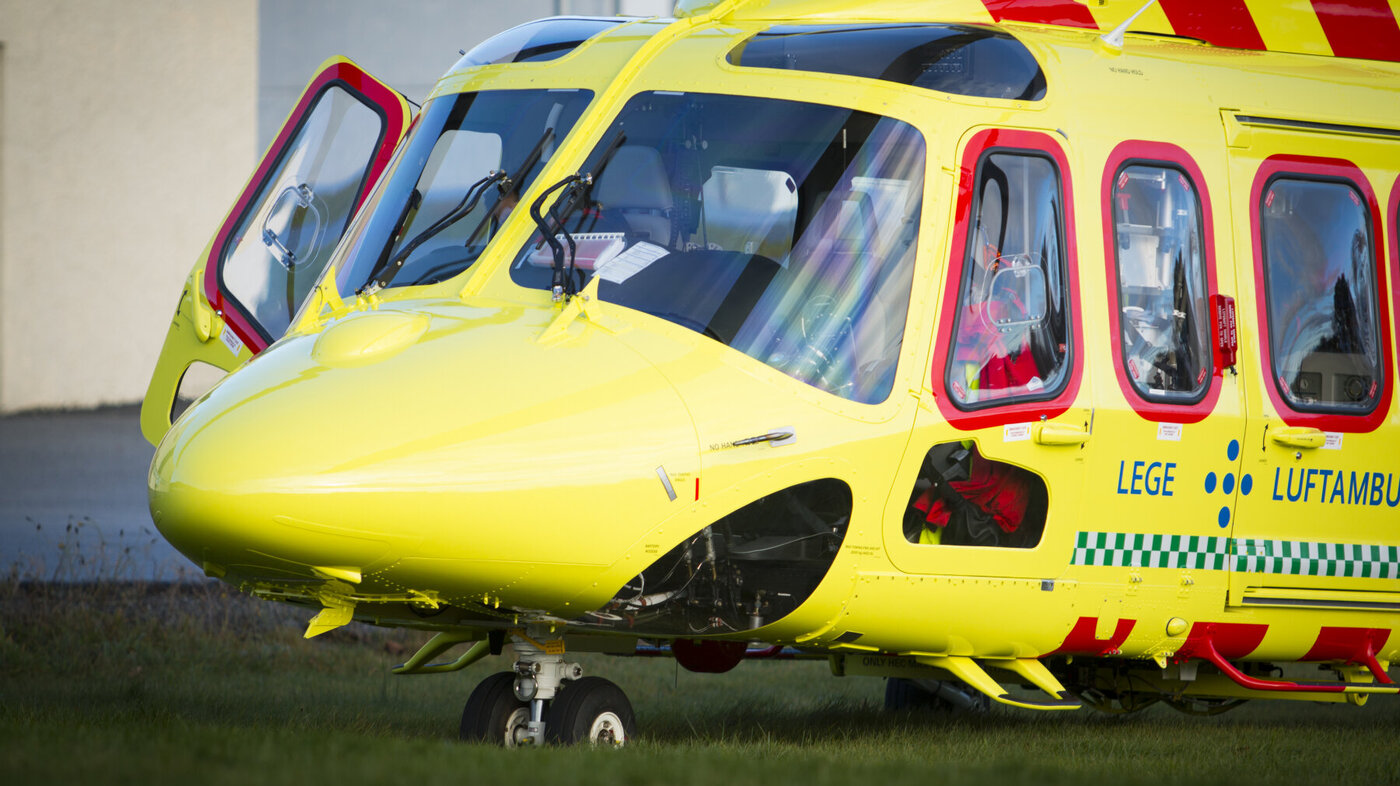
[0,0,258,412]
[0,0,671,413]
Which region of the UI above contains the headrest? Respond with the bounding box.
[594,146,674,211]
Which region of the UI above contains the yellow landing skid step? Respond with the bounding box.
[392,632,492,675]
[913,655,1082,711]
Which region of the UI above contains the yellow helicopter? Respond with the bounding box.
[141,0,1400,746]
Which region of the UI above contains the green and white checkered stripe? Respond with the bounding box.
[1233,539,1400,578]
[1072,532,1400,578]
[1073,532,1232,569]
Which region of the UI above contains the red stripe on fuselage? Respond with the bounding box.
[1311,0,1400,62]
[1157,0,1267,51]
[1177,621,1269,660]
[981,0,1099,29]
[1302,626,1394,683]
[1046,616,1136,656]
[1303,626,1391,661]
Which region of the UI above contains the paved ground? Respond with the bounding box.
[1,405,188,580]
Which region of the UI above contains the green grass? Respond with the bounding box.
[2,581,1396,785]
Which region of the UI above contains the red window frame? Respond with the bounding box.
[1249,155,1393,433]
[1100,141,1222,423]
[1391,176,1400,388]
[203,62,407,353]
[930,128,1084,430]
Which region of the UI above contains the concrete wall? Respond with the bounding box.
[0,0,671,413]
[0,0,257,412]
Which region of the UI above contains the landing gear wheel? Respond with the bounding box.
[544,676,636,746]
[884,678,990,714]
[460,671,530,746]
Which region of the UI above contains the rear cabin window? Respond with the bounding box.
[727,24,1046,101]
[1260,178,1383,413]
[1111,164,1211,402]
[946,152,1070,407]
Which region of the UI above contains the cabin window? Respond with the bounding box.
[945,151,1070,408]
[454,17,621,67]
[1260,177,1383,413]
[728,24,1046,101]
[509,91,925,405]
[1111,164,1211,402]
[903,442,1047,549]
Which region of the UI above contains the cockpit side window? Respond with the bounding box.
[945,150,1070,408]
[220,85,385,342]
[319,89,593,298]
[1111,163,1212,403]
[1260,176,1384,414]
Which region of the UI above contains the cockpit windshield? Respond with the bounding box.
[326,88,593,297]
[509,91,925,404]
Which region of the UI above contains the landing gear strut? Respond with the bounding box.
[458,630,637,746]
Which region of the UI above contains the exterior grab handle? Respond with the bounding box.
[1033,422,1089,446]
[1269,427,1325,449]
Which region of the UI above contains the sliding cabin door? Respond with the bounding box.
[1222,115,1399,614]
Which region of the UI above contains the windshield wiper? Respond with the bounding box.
[530,174,589,302]
[462,128,555,251]
[362,170,505,294]
[527,130,627,301]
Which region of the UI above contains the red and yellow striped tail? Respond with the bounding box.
[981,0,1400,62]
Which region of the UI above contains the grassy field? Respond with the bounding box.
[2,580,1396,786]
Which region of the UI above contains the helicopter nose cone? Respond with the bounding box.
[148,302,700,603]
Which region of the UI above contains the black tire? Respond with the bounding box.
[884,678,990,714]
[544,676,636,746]
[460,671,530,745]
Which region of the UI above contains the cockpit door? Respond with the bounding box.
[141,57,411,444]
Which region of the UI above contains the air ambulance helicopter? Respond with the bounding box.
[141,0,1400,746]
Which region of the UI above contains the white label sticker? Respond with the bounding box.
[1323,432,1344,450]
[1025,376,1044,392]
[1157,423,1183,442]
[1004,423,1032,442]
[220,326,244,356]
[595,241,669,284]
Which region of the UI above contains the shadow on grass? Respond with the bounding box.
[3,579,1397,786]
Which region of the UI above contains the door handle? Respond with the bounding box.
[732,428,795,447]
[1034,422,1089,446]
[1269,427,1325,449]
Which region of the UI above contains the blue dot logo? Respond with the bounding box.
[1208,441,1250,528]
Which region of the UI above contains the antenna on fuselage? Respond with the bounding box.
[1099,0,1159,51]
